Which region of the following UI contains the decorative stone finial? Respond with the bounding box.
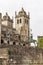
[21,7,24,11]
[6,12,8,16]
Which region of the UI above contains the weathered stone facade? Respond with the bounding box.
[1,8,30,46]
[0,45,43,65]
[0,8,43,65]
[15,8,30,41]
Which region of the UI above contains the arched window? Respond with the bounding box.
[17,19,19,24]
[23,44,25,46]
[13,42,15,45]
[1,39,4,44]
[25,19,28,24]
[20,19,21,23]
[25,19,26,23]
[7,41,9,44]
[27,20,28,24]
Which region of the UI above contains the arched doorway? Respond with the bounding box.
[23,44,25,46]
[13,42,15,45]
[1,39,4,44]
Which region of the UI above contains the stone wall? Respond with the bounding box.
[0,45,43,65]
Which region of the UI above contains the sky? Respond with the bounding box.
[0,0,43,40]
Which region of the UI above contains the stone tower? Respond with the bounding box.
[2,12,13,28]
[15,8,30,41]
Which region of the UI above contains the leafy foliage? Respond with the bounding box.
[37,37,43,48]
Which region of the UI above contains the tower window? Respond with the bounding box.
[25,19,28,24]
[27,20,28,24]
[17,19,19,24]
[20,19,21,23]
[19,35,21,40]
[25,19,26,23]
[7,41,9,44]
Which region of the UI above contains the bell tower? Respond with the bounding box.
[15,8,30,41]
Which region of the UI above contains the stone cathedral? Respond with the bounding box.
[0,8,43,65]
